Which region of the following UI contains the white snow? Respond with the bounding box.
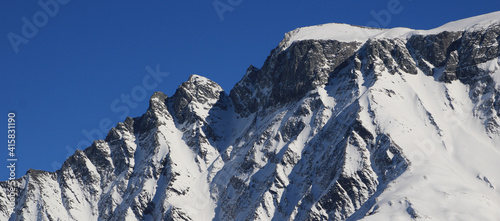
[281,11,500,50]
[478,57,500,90]
[3,11,500,221]
[154,121,217,220]
[358,67,500,220]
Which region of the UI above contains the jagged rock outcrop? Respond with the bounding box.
[1,12,500,221]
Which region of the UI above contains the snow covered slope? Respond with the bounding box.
[279,11,500,50]
[1,11,500,220]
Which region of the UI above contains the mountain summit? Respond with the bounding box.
[2,12,500,220]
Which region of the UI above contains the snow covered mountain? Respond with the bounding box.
[2,11,500,220]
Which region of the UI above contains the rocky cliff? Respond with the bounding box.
[1,11,500,221]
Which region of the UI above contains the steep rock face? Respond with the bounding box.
[406,31,462,79]
[230,40,360,117]
[1,12,500,221]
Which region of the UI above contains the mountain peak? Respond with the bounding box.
[279,11,500,51]
[179,74,223,93]
[2,12,500,221]
[187,74,214,85]
[170,75,226,124]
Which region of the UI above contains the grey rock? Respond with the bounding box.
[1,16,499,221]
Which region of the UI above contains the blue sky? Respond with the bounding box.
[1,0,499,179]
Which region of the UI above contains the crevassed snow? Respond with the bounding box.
[281,11,500,50]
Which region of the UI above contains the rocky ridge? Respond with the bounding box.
[1,11,500,221]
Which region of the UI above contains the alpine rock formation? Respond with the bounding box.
[2,11,500,220]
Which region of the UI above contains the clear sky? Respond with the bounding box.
[1,0,499,180]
